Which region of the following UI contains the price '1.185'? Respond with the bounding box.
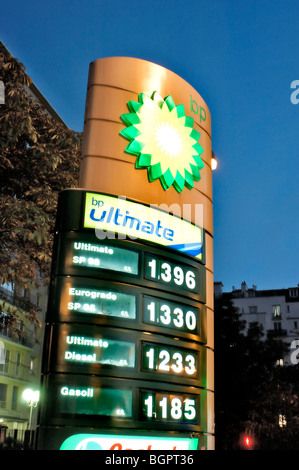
[142,392,198,422]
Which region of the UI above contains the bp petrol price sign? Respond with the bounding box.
[37,57,214,450]
[38,189,209,448]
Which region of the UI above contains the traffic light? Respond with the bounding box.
[240,432,254,450]
[244,435,252,448]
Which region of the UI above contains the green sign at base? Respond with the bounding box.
[60,433,199,450]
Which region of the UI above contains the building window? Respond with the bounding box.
[274,322,282,331]
[36,293,41,308]
[16,320,24,334]
[289,288,298,298]
[0,313,9,336]
[0,384,7,408]
[1,282,14,292]
[249,306,257,314]
[273,305,281,318]
[0,340,4,364]
[22,287,28,298]
[279,414,287,427]
[14,352,21,377]
[11,386,18,410]
[0,349,10,374]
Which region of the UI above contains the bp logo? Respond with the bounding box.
[120,92,204,193]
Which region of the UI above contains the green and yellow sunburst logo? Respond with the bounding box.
[120,91,204,193]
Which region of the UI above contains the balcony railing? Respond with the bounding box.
[0,286,37,312]
[0,286,36,348]
[267,329,287,339]
[0,326,34,348]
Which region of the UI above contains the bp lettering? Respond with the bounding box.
[190,95,206,122]
[91,197,104,207]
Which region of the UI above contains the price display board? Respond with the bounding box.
[39,189,209,447]
[47,276,206,342]
[53,231,206,303]
[41,374,207,433]
[43,323,206,387]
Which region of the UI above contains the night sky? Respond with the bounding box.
[1,0,299,291]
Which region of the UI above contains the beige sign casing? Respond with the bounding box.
[79,57,214,448]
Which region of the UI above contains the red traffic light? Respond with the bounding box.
[240,433,255,449]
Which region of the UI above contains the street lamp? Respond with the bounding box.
[22,388,40,431]
[211,153,218,170]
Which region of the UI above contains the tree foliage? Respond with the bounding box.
[0,45,81,293]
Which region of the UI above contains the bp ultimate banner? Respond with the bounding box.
[37,57,214,451]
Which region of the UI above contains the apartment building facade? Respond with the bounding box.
[214,281,299,366]
[0,283,47,442]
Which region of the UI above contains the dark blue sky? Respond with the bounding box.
[1,0,299,291]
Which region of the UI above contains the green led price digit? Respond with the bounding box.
[146,257,197,291]
[144,297,197,332]
[144,345,197,376]
[148,259,157,278]
[143,393,197,422]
